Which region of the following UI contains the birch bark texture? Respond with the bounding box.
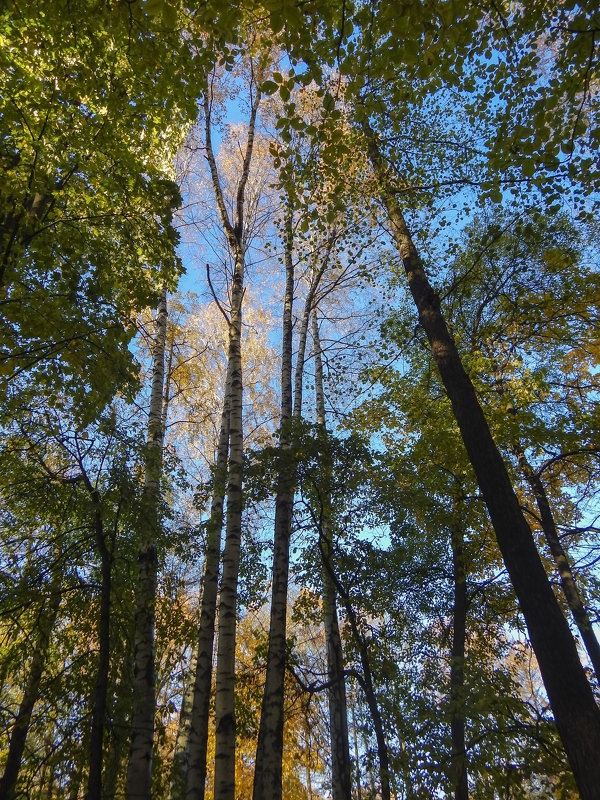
[199,70,263,800]
[364,124,600,800]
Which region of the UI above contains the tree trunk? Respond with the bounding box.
[125,288,168,800]
[312,311,352,800]
[1,192,54,291]
[182,392,230,800]
[320,541,391,800]
[104,635,135,800]
[85,488,113,800]
[292,244,331,418]
[514,444,600,683]
[201,70,261,800]
[253,202,295,800]
[169,648,196,800]
[213,250,244,800]
[449,485,468,800]
[364,125,600,799]
[0,571,61,800]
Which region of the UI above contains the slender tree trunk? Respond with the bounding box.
[514,444,600,683]
[350,691,363,800]
[213,251,244,800]
[182,392,230,800]
[85,488,113,800]
[320,542,391,800]
[0,572,61,800]
[201,68,261,800]
[125,289,168,800]
[364,125,600,799]
[312,311,352,800]
[253,202,295,800]
[169,648,197,800]
[292,243,333,419]
[449,485,468,800]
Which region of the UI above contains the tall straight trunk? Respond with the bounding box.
[125,288,168,800]
[292,243,333,418]
[449,486,468,800]
[514,444,600,683]
[253,203,295,800]
[85,487,113,800]
[213,251,244,800]
[364,125,600,799]
[104,633,135,800]
[312,311,352,800]
[202,72,262,800]
[334,600,390,800]
[350,691,363,800]
[319,523,391,800]
[182,392,231,800]
[0,572,61,800]
[170,648,197,800]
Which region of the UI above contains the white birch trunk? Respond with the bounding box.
[213,250,244,800]
[183,390,231,800]
[201,71,262,800]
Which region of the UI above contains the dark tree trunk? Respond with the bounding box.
[0,574,61,800]
[125,289,168,800]
[364,125,600,800]
[312,311,352,800]
[86,490,113,800]
[449,487,469,800]
[514,445,600,683]
[253,202,295,800]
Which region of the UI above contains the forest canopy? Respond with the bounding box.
[1,2,600,800]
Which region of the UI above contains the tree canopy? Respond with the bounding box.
[1,2,600,800]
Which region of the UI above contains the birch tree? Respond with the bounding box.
[125,289,169,800]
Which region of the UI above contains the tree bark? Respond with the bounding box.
[213,252,244,800]
[312,311,352,800]
[449,485,468,800]
[364,125,600,800]
[253,201,295,800]
[85,486,113,800]
[0,572,61,800]
[182,392,230,800]
[125,288,168,800]
[514,444,600,683]
[202,72,262,800]
[1,192,54,291]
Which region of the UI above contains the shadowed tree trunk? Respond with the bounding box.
[514,443,600,683]
[84,482,113,800]
[253,200,295,800]
[364,122,600,800]
[180,392,230,800]
[312,310,352,800]
[0,570,61,800]
[125,288,168,800]
[449,482,468,800]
